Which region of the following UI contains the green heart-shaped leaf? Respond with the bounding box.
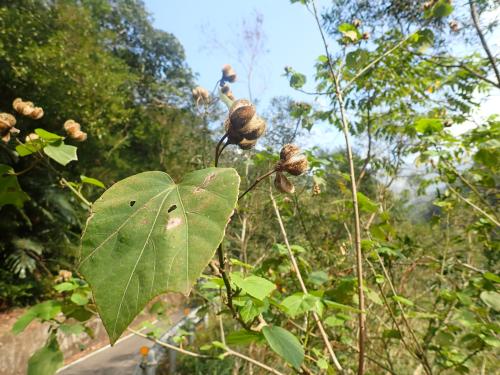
[79,168,240,343]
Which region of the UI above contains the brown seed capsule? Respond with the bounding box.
[353,18,362,27]
[13,98,23,112]
[280,154,309,176]
[30,107,44,120]
[221,84,235,100]
[0,113,16,129]
[222,64,237,83]
[25,133,39,142]
[280,144,300,161]
[443,119,453,128]
[192,86,210,105]
[72,130,87,142]
[449,20,459,32]
[274,172,295,194]
[229,99,256,130]
[64,119,81,134]
[362,32,370,40]
[238,116,266,140]
[238,138,257,150]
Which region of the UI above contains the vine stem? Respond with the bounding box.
[309,1,365,373]
[269,189,343,372]
[214,133,228,167]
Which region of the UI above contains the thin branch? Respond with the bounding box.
[238,169,276,201]
[447,184,499,226]
[60,178,92,207]
[270,189,343,372]
[224,347,285,375]
[469,0,500,85]
[215,133,228,167]
[310,2,365,373]
[343,32,415,93]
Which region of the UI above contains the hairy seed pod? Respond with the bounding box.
[192,86,210,105]
[25,133,39,142]
[449,20,459,32]
[13,98,23,112]
[64,119,81,134]
[229,99,256,130]
[222,64,237,83]
[221,84,235,100]
[280,154,308,176]
[72,130,88,142]
[280,144,300,161]
[238,116,266,140]
[274,172,295,194]
[238,138,257,150]
[353,18,361,27]
[0,113,16,129]
[30,107,44,120]
[362,32,370,40]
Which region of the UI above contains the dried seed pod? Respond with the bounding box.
[224,117,244,144]
[0,113,16,129]
[221,84,235,100]
[229,99,256,130]
[238,138,257,150]
[274,172,295,194]
[238,116,266,140]
[25,133,39,142]
[13,98,23,112]
[192,86,210,105]
[30,107,44,120]
[449,20,459,32]
[64,119,81,134]
[353,18,362,27]
[222,64,237,83]
[443,119,453,128]
[72,130,87,142]
[362,32,370,40]
[280,154,309,176]
[280,144,300,161]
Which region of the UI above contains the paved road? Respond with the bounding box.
[58,312,184,375]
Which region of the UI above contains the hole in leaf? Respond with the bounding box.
[168,204,177,213]
[129,200,136,207]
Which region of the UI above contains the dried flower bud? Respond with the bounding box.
[72,130,87,142]
[280,144,300,161]
[353,18,362,27]
[423,1,432,10]
[274,172,295,194]
[449,20,459,32]
[13,98,44,119]
[362,32,370,40]
[192,86,210,105]
[64,119,81,134]
[222,64,237,83]
[279,154,309,176]
[25,133,39,143]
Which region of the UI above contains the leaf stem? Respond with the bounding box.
[238,169,276,201]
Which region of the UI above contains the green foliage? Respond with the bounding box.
[27,334,63,375]
[79,168,240,343]
[262,325,304,369]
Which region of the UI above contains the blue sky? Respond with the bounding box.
[144,0,341,148]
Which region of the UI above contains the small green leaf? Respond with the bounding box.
[357,192,378,213]
[483,272,500,283]
[226,330,263,345]
[80,175,105,189]
[59,323,85,335]
[393,295,414,307]
[54,282,78,292]
[480,291,500,311]
[0,164,29,208]
[12,300,62,334]
[431,0,454,18]
[43,141,78,166]
[71,291,90,306]
[27,335,63,375]
[262,326,304,369]
[383,329,402,340]
[308,270,329,286]
[290,72,306,89]
[232,274,276,301]
[16,142,42,157]
[324,299,362,313]
[415,118,443,134]
[35,128,64,141]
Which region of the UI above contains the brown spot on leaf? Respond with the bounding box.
[194,173,216,193]
[166,217,182,230]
